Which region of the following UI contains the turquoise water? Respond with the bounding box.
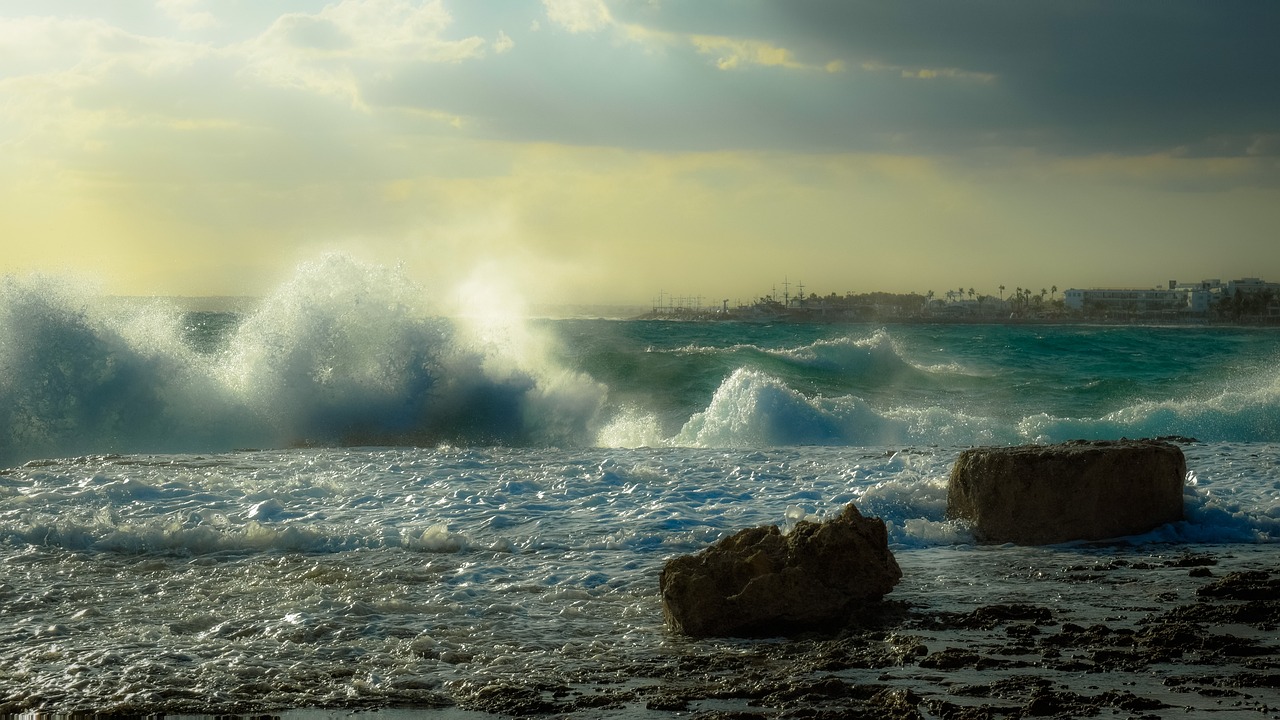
[553,320,1280,446]
[4,261,1279,466]
[1,260,1278,714]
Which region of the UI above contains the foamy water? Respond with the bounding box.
[2,258,1279,713]
[0,443,1276,712]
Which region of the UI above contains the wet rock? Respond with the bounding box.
[865,687,925,720]
[1163,585,1280,630]
[946,439,1186,544]
[926,699,1020,720]
[1023,688,1083,716]
[1098,689,1171,711]
[949,675,1054,699]
[458,684,559,715]
[644,692,689,711]
[912,603,1053,631]
[1196,570,1280,601]
[1006,622,1041,639]
[1167,552,1218,567]
[659,503,901,637]
[754,676,854,706]
[918,647,983,670]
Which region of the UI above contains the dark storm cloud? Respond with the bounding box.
[374,0,1280,158]
[627,1,1280,155]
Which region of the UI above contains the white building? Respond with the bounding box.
[1221,277,1280,317]
[1064,278,1278,317]
[1062,287,1189,316]
[1172,279,1222,314]
[1225,277,1280,295]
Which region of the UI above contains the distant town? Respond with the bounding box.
[642,277,1280,325]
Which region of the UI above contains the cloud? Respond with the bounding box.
[493,29,515,54]
[252,0,488,64]
[5,1,1280,190]
[897,66,994,83]
[601,0,1280,159]
[243,0,493,106]
[0,15,182,80]
[688,35,805,71]
[156,0,219,31]
[0,13,229,167]
[542,0,613,34]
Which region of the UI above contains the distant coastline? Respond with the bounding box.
[633,309,1280,327]
[641,278,1280,327]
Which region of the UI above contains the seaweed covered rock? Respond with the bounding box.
[947,439,1186,545]
[659,503,902,637]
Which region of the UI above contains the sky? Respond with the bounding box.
[3,0,1279,307]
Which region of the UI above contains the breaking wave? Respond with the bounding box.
[0,256,605,467]
[4,258,1280,464]
[652,366,1280,450]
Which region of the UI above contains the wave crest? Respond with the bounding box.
[0,257,606,466]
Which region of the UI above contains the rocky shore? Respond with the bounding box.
[365,441,1279,719]
[442,544,1279,719]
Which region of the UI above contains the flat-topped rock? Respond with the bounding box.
[659,503,901,637]
[947,439,1186,545]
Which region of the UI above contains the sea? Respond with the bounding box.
[1,258,1278,716]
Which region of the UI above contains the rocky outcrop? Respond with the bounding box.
[947,439,1186,545]
[659,503,902,637]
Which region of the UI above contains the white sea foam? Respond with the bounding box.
[667,367,1015,449]
[0,257,609,466]
[6,265,1280,713]
[3,444,1273,561]
[1017,375,1280,444]
[672,368,911,447]
[0,443,1274,712]
[660,347,1280,451]
[595,406,666,448]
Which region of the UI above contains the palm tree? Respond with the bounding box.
[999,285,1006,301]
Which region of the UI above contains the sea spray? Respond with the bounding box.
[0,274,215,463]
[0,438,1276,713]
[0,257,609,466]
[588,323,1280,449]
[219,256,443,446]
[673,367,890,447]
[6,263,1280,464]
[4,271,1280,714]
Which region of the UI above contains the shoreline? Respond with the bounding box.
[633,313,1280,329]
[157,542,1280,719]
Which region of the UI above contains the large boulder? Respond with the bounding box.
[947,439,1186,545]
[659,503,902,637]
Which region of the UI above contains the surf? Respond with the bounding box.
[0,256,608,466]
[5,258,1280,466]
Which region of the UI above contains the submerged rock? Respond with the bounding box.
[947,439,1186,545]
[659,503,901,637]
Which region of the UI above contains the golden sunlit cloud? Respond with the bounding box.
[858,60,995,83]
[493,29,515,53]
[1,1,1277,304]
[245,0,492,106]
[542,0,613,34]
[157,0,220,31]
[690,35,805,71]
[901,67,996,83]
